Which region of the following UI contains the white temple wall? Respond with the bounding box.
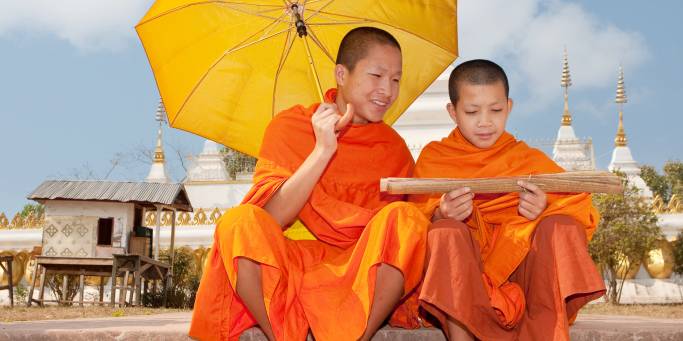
[184,182,252,210]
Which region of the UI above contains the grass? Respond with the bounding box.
[0,306,188,323]
[579,302,683,319]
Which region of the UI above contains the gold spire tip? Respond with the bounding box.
[560,48,572,126]
[614,67,627,147]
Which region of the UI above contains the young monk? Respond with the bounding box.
[189,27,430,341]
[413,59,606,340]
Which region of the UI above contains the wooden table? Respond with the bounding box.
[28,255,170,307]
[110,254,170,307]
[0,255,13,307]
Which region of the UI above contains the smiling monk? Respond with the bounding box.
[412,59,606,341]
[189,27,430,341]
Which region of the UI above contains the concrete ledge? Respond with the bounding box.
[1,312,682,341]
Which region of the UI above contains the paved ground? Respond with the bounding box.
[1,312,682,340]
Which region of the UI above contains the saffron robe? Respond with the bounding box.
[189,89,430,341]
[412,128,605,340]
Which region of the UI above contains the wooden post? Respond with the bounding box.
[120,270,129,307]
[28,263,39,307]
[110,259,118,307]
[7,258,13,308]
[133,257,142,306]
[79,270,85,307]
[99,277,105,304]
[37,267,46,307]
[169,209,176,288]
[162,270,168,308]
[154,205,162,260]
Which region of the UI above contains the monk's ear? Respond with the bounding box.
[507,98,514,113]
[335,64,347,86]
[446,102,458,125]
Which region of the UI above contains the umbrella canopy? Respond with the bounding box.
[137,0,458,156]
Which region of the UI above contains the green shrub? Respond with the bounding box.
[674,232,683,275]
[142,248,200,308]
[589,174,661,305]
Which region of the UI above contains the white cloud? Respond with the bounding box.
[458,0,648,114]
[0,0,154,51]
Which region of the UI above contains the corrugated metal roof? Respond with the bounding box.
[27,180,193,211]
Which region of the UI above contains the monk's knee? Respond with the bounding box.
[427,219,472,249]
[216,204,277,236]
[536,215,585,241]
[380,201,430,236]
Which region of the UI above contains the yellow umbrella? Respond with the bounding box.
[136,0,458,157]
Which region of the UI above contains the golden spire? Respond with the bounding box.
[560,48,573,126]
[154,99,167,163]
[614,66,628,147]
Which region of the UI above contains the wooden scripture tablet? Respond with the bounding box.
[380,171,623,195]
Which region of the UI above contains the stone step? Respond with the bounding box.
[0,312,681,340]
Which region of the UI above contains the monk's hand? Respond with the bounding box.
[517,181,547,220]
[334,103,354,134]
[436,187,473,222]
[312,103,342,153]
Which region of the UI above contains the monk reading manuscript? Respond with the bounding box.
[189,27,430,341]
[413,59,606,341]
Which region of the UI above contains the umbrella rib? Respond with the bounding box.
[172,28,291,125]
[217,2,289,22]
[137,1,285,27]
[258,11,291,39]
[303,0,328,5]
[305,27,335,63]
[272,24,297,117]
[307,20,369,26]
[304,0,335,21]
[227,27,291,55]
[303,10,455,55]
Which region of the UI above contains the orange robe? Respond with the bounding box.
[411,128,605,340]
[189,89,430,341]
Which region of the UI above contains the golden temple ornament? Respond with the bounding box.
[644,239,675,279]
[560,48,573,126]
[614,66,628,147]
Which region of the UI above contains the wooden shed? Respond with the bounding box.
[25,180,193,307]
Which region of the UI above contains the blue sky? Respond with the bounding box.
[1,0,681,215]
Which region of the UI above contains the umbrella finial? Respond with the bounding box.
[291,4,307,37]
[560,47,573,126]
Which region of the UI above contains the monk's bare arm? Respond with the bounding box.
[264,147,334,227]
[263,103,353,227]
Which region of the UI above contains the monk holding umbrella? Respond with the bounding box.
[136,1,458,340]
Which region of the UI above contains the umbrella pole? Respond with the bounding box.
[302,36,324,102]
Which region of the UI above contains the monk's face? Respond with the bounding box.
[335,43,402,124]
[447,81,512,149]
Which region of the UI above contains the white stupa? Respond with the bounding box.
[607,67,653,198]
[145,100,171,183]
[186,140,231,182]
[183,140,252,210]
[552,49,595,171]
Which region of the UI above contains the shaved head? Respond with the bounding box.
[336,27,401,72]
[449,59,509,104]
